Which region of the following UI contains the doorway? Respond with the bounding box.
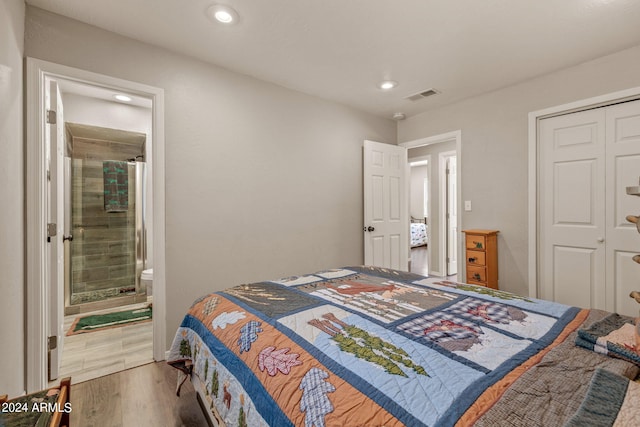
[61,118,152,383]
[26,58,166,392]
[409,158,430,276]
[402,131,461,278]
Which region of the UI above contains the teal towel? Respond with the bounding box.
[103,161,129,212]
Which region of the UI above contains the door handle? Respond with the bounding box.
[597,237,605,243]
[363,226,375,232]
[63,235,73,242]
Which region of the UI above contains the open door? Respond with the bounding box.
[46,78,65,381]
[363,140,408,270]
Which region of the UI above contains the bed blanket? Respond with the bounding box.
[564,368,640,426]
[575,313,640,367]
[167,267,614,427]
[473,309,639,426]
[411,223,428,247]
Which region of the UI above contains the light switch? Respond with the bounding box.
[464,200,472,211]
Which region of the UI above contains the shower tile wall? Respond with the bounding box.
[71,159,136,304]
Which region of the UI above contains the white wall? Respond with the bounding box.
[409,165,428,219]
[0,0,25,396]
[63,93,152,136]
[399,43,640,297]
[24,6,397,346]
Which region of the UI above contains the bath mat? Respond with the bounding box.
[67,306,152,336]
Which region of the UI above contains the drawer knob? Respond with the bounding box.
[474,241,483,249]
[473,273,482,280]
[468,257,477,263]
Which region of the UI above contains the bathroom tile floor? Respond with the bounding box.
[51,302,153,386]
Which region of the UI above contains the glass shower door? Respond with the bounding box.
[69,159,137,306]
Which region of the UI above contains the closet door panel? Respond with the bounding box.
[606,100,640,314]
[539,109,606,309]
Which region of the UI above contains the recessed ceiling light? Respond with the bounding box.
[379,80,398,90]
[206,4,239,24]
[392,112,406,120]
[114,94,132,102]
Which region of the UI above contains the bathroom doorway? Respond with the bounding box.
[26,58,166,391]
[57,82,154,384]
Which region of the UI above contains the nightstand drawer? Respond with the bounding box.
[467,265,487,283]
[466,250,485,266]
[467,279,487,287]
[466,235,486,250]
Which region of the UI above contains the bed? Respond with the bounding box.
[167,266,640,426]
[411,217,428,247]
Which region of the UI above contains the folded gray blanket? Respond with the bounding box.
[575,313,640,367]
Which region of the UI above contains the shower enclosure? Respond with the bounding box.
[64,123,148,315]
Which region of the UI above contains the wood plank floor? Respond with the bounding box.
[70,362,209,427]
[56,302,153,385]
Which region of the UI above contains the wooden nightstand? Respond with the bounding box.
[462,229,499,289]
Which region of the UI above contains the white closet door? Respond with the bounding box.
[539,99,640,315]
[539,109,606,309]
[605,100,640,315]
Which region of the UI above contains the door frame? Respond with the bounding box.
[26,58,167,391]
[400,130,462,278]
[440,151,457,276]
[527,86,640,299]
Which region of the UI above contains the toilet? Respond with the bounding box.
[141,268,153,301]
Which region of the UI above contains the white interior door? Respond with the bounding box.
[363,140,408,270]
[446,156,458,275]
[539,109,606,309]
[46,78,65,381]
[539,99,640,315]
[605,100,640,316]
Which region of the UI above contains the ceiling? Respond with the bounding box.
[26,0,640,119]
[56,79,153,109]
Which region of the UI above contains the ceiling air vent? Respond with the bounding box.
[405,88,440,102]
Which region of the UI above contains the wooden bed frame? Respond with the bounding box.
[1,377,71,427]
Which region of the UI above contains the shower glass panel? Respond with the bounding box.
[70,159,138,305]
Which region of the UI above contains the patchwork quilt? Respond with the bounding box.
[167,266,593,427]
